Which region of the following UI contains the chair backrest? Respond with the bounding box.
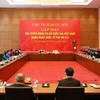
[5,86,33,100]
[56,86,84,100]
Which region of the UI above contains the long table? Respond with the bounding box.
[0,84,100,100]
[0,55,28,81]
[75,54,100,76]
[28,53,75,61]
[0,84,100,94]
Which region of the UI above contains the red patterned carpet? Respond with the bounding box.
[7,61,100,84]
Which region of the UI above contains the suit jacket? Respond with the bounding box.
[57,77,81,87]
[7,83,37,100]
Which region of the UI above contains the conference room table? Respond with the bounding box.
[0,84,100,94]
[34,84,100,100]
[0,54,28,81]
[0,84,100,100]
[75,54,100,76]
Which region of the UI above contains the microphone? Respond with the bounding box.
[81,79,98,87]
[81,80,87,87]
[42,81,50,88]
[81,83,87,87]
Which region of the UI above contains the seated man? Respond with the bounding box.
[14,50,20,55]
[38,49,45,54]
[2,52,8,60]
[72,40,77,44]
[6,73,37,100]
[6,50,11,59]
[57,67,81,87]
[9,49,14,56]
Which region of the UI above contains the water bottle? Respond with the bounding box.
[3,81,7,87]
[34,80,38,87]
[0,80,3,88]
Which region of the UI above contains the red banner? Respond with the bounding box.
[20,20,80,51]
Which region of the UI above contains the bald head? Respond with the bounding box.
[16,73,25,83]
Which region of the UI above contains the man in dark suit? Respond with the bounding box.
[57,67,81,86]
[7,73,37,100]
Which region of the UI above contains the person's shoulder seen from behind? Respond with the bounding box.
[57,67,81,87]
[7,73,38,100]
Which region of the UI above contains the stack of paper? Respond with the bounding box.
[90,84,100,89]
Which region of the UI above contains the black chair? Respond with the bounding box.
[56,86,84,100]
[5,86,34,100]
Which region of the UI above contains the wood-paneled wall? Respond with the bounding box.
[0,8,98,52]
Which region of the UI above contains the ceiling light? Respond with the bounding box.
[72,0,86,3]
[71,0,92,5]
[7,0,93,5]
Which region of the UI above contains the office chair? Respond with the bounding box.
[56,86,84,100]
[5,86,34,100]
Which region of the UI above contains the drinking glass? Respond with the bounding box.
[0,80,3,88]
